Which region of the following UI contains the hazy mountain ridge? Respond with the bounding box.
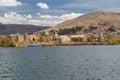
[0,23,49,35]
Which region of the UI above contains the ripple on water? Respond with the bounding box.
[0,46,120,80]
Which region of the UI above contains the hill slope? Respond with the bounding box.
[39,11,120,35]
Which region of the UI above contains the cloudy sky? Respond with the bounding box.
[0,0,119,26]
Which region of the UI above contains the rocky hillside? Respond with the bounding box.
[39,11,120,35]
[0,23,49,35]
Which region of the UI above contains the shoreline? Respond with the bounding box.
[41,42,120,46]
[1,43,120,47]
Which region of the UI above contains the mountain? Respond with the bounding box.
[0,23,49,35]
[39,11,120,35]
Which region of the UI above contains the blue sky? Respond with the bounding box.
[0,0,120,26]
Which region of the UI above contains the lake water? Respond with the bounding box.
[0,45,120,80]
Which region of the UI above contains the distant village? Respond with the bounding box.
[1,28,120,47]
[37,30,120,46]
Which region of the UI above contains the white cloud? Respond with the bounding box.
[37,2,49,9]
[0,12,30,24]
[26,14,32,19]
[29,13,84,26]
[0,12,83,26]
[60,13,83,20]
[0,0,22,6]
[40,15,52,19]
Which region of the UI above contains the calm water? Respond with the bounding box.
[0,46,120,80]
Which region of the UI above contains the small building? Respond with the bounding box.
[54,35,71,44]
[70,35,86,42]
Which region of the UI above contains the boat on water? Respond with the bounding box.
[28,44,42,47]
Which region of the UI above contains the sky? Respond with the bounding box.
[0,0,120,26]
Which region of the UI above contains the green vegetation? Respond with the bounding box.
[98,23,106,26]
[58,26,83,35]
[107,26,116,32]
[88,26,97,31]
[84,26,97,33]
[49,30,56,35]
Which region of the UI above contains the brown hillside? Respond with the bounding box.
[36,11,120,34]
